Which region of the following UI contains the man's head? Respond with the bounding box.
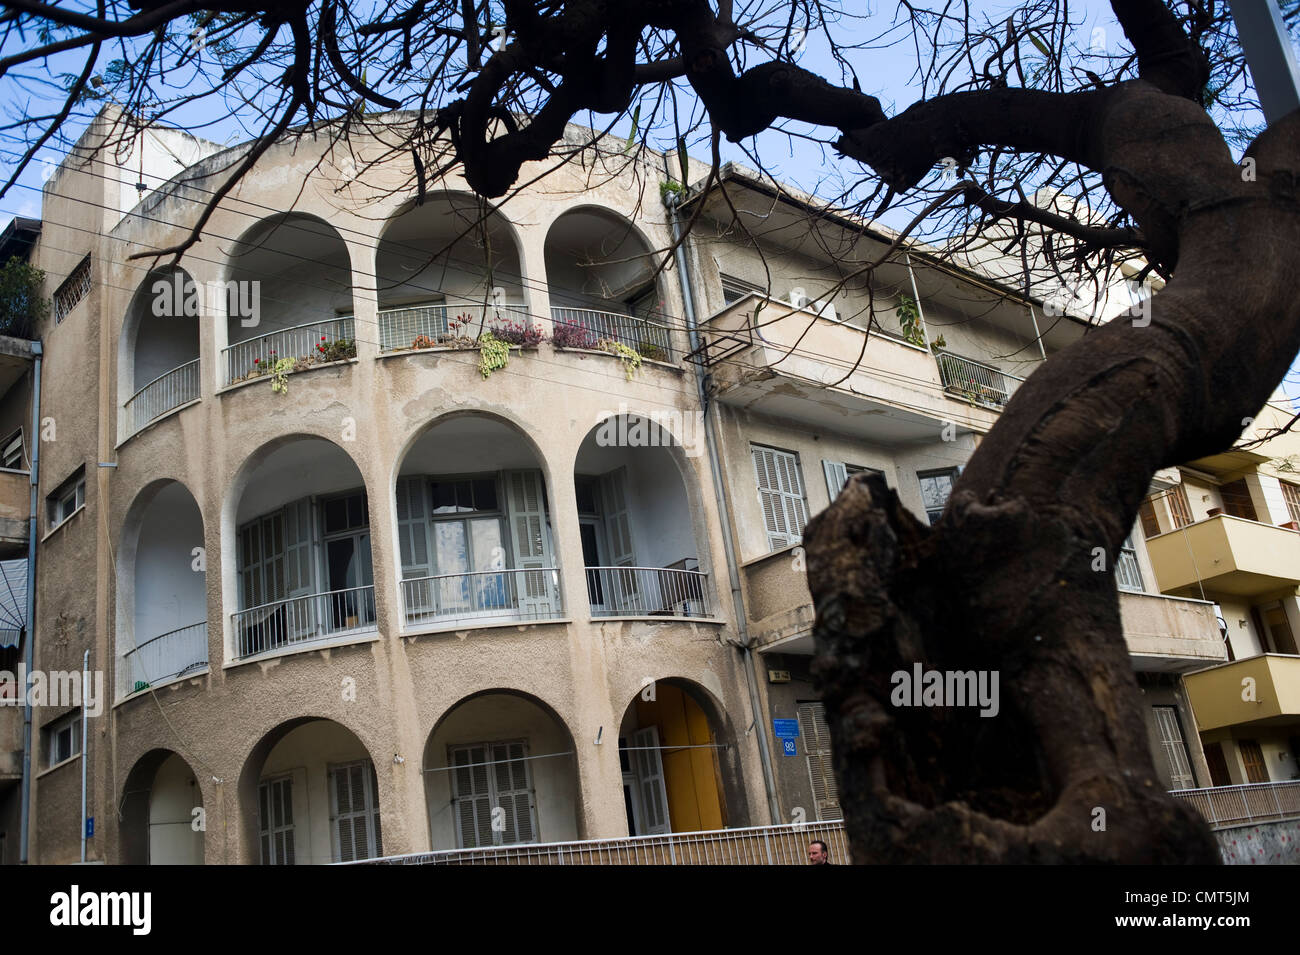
[808,840,829,864]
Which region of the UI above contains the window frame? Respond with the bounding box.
[46,466,85,533]
[1,429,24,470]
[52,254,91,324]
[43,711,81,769]
[751,444,810,552]
[916,466,961,525]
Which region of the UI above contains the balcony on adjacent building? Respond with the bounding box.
[1118,591,1227,672]
[1184,654,1300,732]
[1144,514,1300,598]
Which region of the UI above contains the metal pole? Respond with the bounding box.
[80,648,88,863]
[1232,0,1300,123]
[19,341,41,864]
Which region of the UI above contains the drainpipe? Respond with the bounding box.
[664,179,781,825]
[80,648,88,863]
[19,340,42,864]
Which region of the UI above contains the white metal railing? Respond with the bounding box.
[378,299,530,351]
[120,621,208,696]
[123,359,200,436]
[935,350,1025,409]
[233,585,376,659]
[223,316,356,385]
[586,566,710,618]
[401,567,564,628]
[349,819,848,865]
[551,306,674,362]
[1171,780,1300,829]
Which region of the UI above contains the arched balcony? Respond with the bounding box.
[119,268,201,438]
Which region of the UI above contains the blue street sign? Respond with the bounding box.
[782,738,798,757]
[85,817,94,837]
[773,718,800,739]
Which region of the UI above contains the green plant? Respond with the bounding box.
[270,356,296,394]
[599,339,642,379]
[659,180,684,204]
[0,257,47,338]
[314,335,356,362]
[637,340,669,362]
[478,329,510,378]
[895,294,945,350]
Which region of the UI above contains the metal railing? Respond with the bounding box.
[233,585,376,659]
[935,350,1025,409]
[586,566,710,618]
[123,359,200,436]
[1171,780,1300,829]
[551,306,674,362]
[120,621,208,696]
[401,567,564,628]
[352,819,848,865]
[378,299,530,352]
[223,316,356,385]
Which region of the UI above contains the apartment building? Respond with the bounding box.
[0,106,1234,863]
[1135,401,1300,790]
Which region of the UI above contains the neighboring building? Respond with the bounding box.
[6,107,1235,863]
[1136,400,1300,789]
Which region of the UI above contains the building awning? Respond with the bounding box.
[0,559,27,649]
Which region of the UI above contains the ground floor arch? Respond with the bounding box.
[119,750,204,864]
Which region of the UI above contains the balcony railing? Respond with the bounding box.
[935,351,1024,409]
[400,567,564,628]
[233,585,376,659]
[1171,780,1300,829]
[378,299,529,352]
[349,819,848,865]
[223,316,355,385]
[586,566,710,618]
[551,306,674,362]
[123,359,200,436]
[120,621,208,696]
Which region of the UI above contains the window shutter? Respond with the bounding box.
[1152,707,1196,790]
[752,446,808,550]
[823,460,849,499]
[330,761,381,862]
[491,741,537,844]
[797,703,841,821]
[395,478,431,579]
[452,744,495,848]
[258,776,295,865]
[504,470,556,616]
[630,725,670,834]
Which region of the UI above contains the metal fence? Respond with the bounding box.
[233,585,376,659]
[223,316,356,385]
[585,566,710,618]
[401,567,564,628]
[123,359,201,436]
[120,621,208,696]
[353,819,849,865]
[378,300,530,351]
[1171,780,1300,828]
[934,350,1025,409]
[551,306,674,362]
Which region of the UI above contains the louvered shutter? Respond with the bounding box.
[395,478,431,579]
[1153,706,1196,790]
[752,446,808,550]
[823,460,849,499]
[331,762,375,862]
[798,703,841,821]
[504,470,556,616]
[451,744,495,848]
[491,741,537,845]
[258,776,296,865]
[599,468,640,613]
[283,498,317,638]
[630,725,670,834]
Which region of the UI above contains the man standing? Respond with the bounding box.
[807,840,832,865]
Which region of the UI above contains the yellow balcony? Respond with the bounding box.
[1118,591,1227,672]
[1144,514,1300,598]
[1184,654,1300,732]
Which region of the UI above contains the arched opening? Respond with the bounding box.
[375,195,528,351]
[423,690,581,850]
[117,480,207,698]
[239,718,384,864]
[575,415,710,618]
[223,214,354,385]
[119,750,204,864]
[229,437,373,660]
[119,267,201,436]
[617,680,748,835]
[394,415,562,630]
[543,208,673,360]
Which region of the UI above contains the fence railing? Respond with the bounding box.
[934,350,1025,409]
[351,819,848,865]
[123,359,201,436]
[1171,780,1300,828]
[401,567,564,628]
[551,306,674,362]
[120,621,208,696]
[233,585,376,659]
[585,566,710,618]
[378,300,530,352]
[223,316,356,385]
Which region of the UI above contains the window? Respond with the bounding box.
[917,467,960,524]
[46,467,85,531]
[1167,484,1193,529]
[1,430,23,470]
[751,445,809,550]
[1220,478,1257,521]
[719,273,764,306]
[823,460,882,500]
[1238,739,1269,784]
[1152,706,1195,790]
[53,254,91,324]
[258,776,296,865]
[797,702,841,821]
[1115,535,1144,592]
[1138,498,1162,538]
[1283,481,1300,526]
[329,761,382,862]
[449,740,536,848]
[44,712,80,768]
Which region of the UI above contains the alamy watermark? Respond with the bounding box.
[151,272,261,327]
[890,663,999,717]
[0,665,104,717]
[594,403,705,459]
